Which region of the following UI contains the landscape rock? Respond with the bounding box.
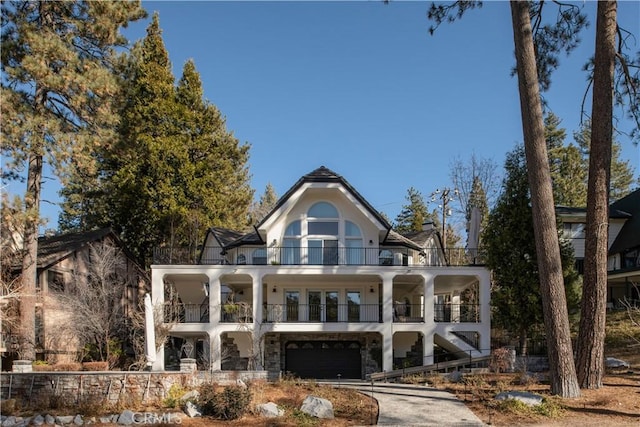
[184,401,202,418]
[236,379,247,388]
[32,415,45,426]
[605,357,630,369]
[447,371,463,383]
[495,391,544,406]
[99,417,112,424]
[181,390,199,402]
[1,416,16,427]
[73,414,83,425]
[55,416,74,425]
[45,414,55,425]
[117,411,135,426]
[256,402,284,418]
[300,395,334,419]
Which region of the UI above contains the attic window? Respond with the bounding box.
[308,202,338,218]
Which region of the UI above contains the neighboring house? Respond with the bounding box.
[557,188,640,306]
[150,166,491,378]
[2,228,148,365]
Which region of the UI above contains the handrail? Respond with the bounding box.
[368,354,491,382]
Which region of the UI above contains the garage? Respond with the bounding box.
[285,341,362,379]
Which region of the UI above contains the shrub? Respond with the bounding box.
[490,347,513,373]
[82,361,108,371]
[198,384,252,420]
[163,383,187,409]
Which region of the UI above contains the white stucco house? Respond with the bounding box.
[150,166,491,379]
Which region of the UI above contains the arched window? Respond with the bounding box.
[307,202,339,265]
[252,248,267,265]
[345,220,363,265]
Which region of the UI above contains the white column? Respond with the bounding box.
[423,274,435,365]
[150,270,166,370]
[252,273,264,370]
[479,270,492,354]
[211,333,221,371]
[381,275,394,372]
[209,276,222,325]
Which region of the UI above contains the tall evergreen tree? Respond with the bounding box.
[574,120,636,202]
[1,0,145,360]
[394,187,430,234]
[545,112,588,206]
[59,14,253,264]
[483,145,581,356]
[249,183,278,226]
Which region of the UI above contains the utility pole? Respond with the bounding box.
[430,187,458,248]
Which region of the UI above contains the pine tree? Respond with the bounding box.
[59,14,253,265]
[483,145,581,355]
[249,183,278,225]
[574,121,636,203]
[1,0,145,360]
[394,187,430,233]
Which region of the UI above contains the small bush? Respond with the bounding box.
[490,347,513,373]
[49,363,82,371]
[82,361,108,371]
[76,394,107,417]
[163,383,187,409]
[0,399,19,415]
[198,384,251,420]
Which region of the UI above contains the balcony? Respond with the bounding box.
[164,303,481,324]
[154,246,483,267]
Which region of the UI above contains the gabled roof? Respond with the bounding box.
[256,166,392,230]
[609,189,640,254]
[400,228,439,248]
[26,228,133,271]
[383,230,423,251]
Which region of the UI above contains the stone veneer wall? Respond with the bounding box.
[0,371,275,405]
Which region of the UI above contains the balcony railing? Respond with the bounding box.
[154,246,483,266]
[263,304,382,323]
[434,303,480,323]
[165,302,481,324]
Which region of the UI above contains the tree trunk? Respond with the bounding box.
[510,1,580,398]
[576,0,616,390]
[20,149,43,361]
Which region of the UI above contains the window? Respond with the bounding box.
[283,220,301,264]
[307,202,339,265]
[345,221,363,264]
[47,271,65,292]
[347,291,360,322]
[252,248,267,265]
[379,250,393,266]
[563,223,585,239]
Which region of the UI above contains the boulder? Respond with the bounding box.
[55,416,74,425]
[1,416,17,427]
[256,402,284,418]
[184,401,202,418]
[117,411,135,426]
[32,415,45,426]
[45,414,55,425]
[180,390,199,402]
[605,357,630,369]
[495,391,543,406]
[300,396,334,419]
[73,414,83,425]
[447,371,463,383]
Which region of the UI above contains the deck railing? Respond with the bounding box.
[154,246,483,266]
[165,302,482,324]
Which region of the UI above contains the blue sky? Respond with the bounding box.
[8,1,640,232]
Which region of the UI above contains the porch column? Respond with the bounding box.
[210,332,221,371]
[381,275,394,372]
[151,271,166,371]
[252,273,264,370]
[478,269,492,353]
[209,275,222,324]
[423,274,435,365]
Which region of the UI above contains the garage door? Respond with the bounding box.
[285,341,361,379]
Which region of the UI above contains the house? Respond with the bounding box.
[150,166,491,378]
[2,228,148,365]
[557,188,640,306]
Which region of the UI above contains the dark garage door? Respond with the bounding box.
[285,341,361,379]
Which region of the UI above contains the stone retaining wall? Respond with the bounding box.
[0,371,275,405]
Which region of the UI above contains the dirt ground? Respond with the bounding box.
[446,371,640,426]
